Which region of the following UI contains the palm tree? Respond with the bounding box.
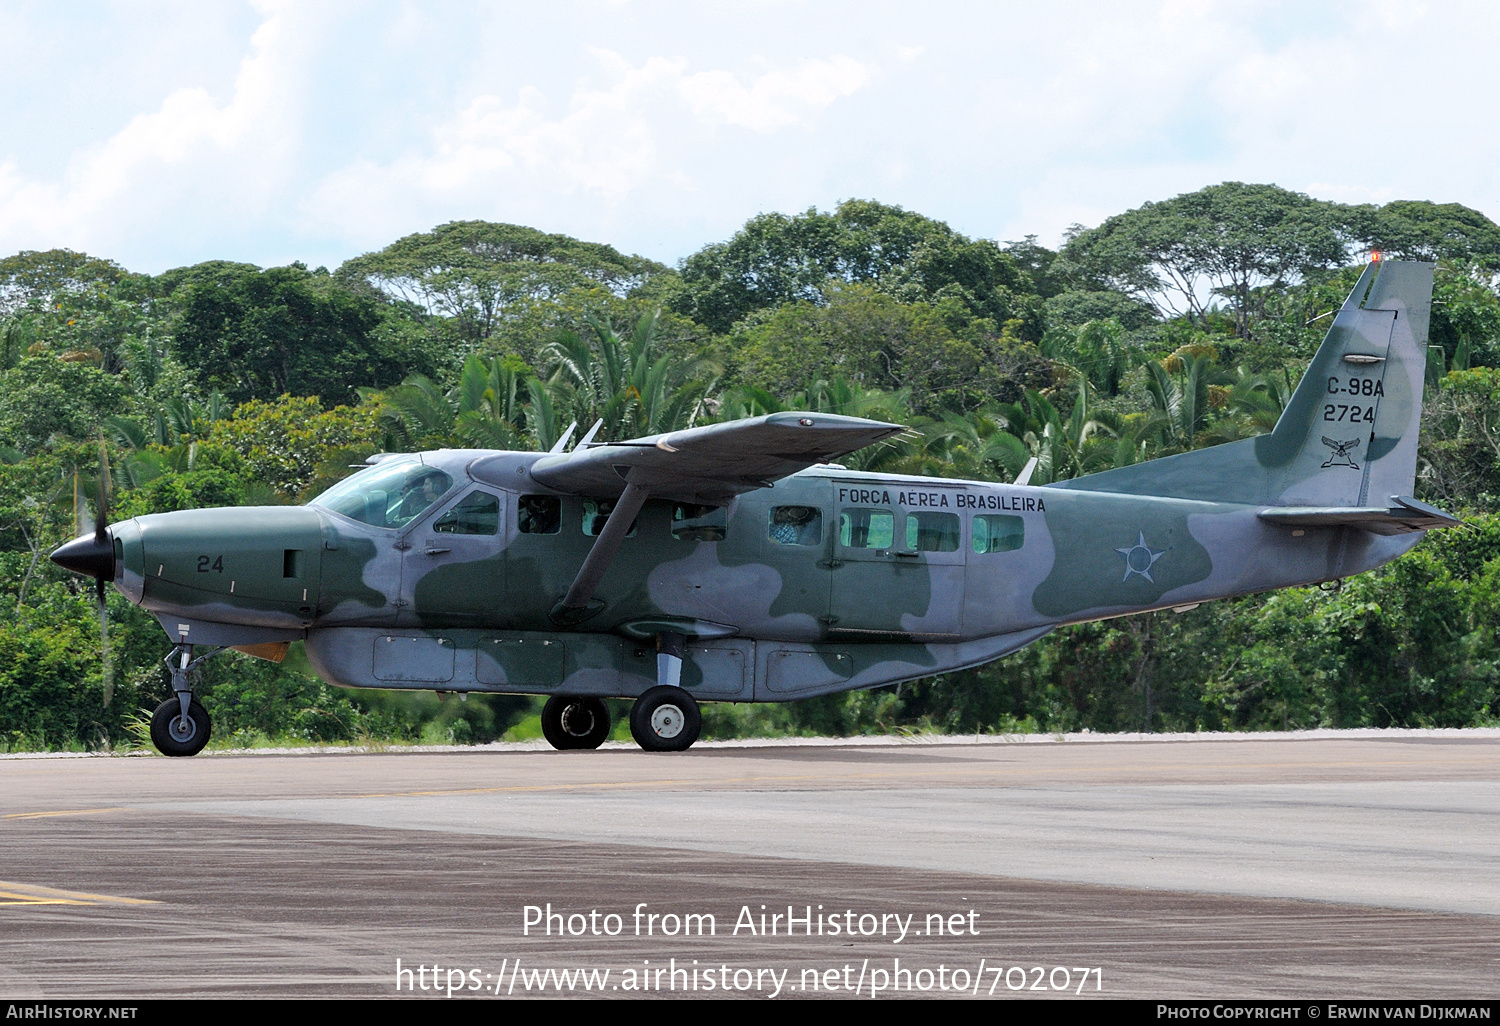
[1145,353,1215,450]
[1041,318,1140,397]
[102,391,229,486]
[371,355,541,452]
[918,409,1033,482]
[453,354,535,450]
[987,382,1093,483]
[369,374,457,451]
[541,310,717,440]
[1223,365,1294,433]
[371,308,719,455]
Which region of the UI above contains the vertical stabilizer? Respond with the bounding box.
[1050,259,1435,507]
[1257,259,1432,507]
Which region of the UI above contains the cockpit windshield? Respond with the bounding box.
[308,459,454,529]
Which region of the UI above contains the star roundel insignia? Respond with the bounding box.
[1116,531,1166,583]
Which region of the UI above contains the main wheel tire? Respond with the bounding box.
[541,695,611,750]
[629,686,701,752]
[150,697,212,757]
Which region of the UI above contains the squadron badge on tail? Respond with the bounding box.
[1321,436,1362,469]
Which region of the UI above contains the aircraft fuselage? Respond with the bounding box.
[103,449,1420,704]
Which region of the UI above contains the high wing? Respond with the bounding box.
[471,411,905,620]
[1257,495,1463,535]
[496,411,905,505]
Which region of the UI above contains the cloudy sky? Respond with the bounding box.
[0,1,1492,273]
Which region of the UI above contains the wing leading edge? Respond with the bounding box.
[511,412,905,505]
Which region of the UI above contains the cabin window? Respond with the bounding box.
[433,491,500,535]
[973,514,1024,553]
[905,511,960,552]
[309,459,453,529]
[839,508,894,550]
[582,498,639,537]
[517,495,561,535]
[672,503,727,542]
[769,505,822,546]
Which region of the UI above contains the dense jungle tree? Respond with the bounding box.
[336,221,673,349]
[728,285,1052,415]
[161,261,415,405]
[673,199,1045,336]
[1060,182,1360,339]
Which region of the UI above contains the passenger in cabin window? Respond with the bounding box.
[518,495,561,535]
[770,506,822,546]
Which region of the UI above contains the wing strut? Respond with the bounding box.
[551,480,651,621]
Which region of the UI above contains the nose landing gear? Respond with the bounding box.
[147,643,224,757]
[150,696,212,757]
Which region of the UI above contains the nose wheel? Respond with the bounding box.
[147,642,225,757]
[150,697,212,757]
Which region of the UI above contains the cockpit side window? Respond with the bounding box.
[432,491,500,535]
[309,460,453,529]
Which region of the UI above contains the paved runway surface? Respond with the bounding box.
[2,733,1498,999]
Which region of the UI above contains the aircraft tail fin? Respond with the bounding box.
[1049,258,1435,507]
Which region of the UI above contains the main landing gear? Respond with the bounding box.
[629,685,701,752]
[540,695,611,750]
[541,631,703,753]
[148,643,224,757]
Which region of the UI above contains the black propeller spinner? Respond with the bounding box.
[50,456,116,590]
[49,523,115,586]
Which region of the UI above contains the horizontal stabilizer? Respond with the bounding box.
[1257,495,1463,535]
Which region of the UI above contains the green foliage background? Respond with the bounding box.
[5,185,1500,751]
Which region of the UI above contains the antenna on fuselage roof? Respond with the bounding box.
[570,419,603,458]
[1014,457,1038,487]
[549,422,578,454]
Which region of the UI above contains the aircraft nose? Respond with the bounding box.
[50,530,116,582]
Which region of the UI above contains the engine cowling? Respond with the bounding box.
[122,506,326,628]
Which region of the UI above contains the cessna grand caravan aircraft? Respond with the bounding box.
[52,259,1457,755]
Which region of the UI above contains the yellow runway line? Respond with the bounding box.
[2,807,128,821]
[0,881,157,906]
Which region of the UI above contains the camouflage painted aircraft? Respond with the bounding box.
[52,258,1460,756]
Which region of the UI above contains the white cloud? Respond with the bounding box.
[0,1,326,261]
[678,55,876,132]
[305,48,877,242]
[4,2,1500,272]
[428,54,688,196]
[1303,183,1399,206]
